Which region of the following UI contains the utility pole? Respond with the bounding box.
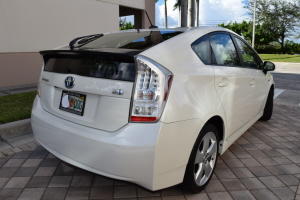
[252,0,257,48]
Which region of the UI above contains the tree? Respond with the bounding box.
[188,0,196,27]
[173,0,181,26]
[218,21,251,38]
[173,0,188,27]
[119,18,134,30]
[157,0,168,28]
[164,0,168,28]
[218,21,274,47]
[196,0,199,26]
[245,0,300,53]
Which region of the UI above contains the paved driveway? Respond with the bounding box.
[0,104,299,200]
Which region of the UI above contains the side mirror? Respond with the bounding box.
[263,61,275,74]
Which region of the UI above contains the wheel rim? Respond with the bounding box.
[194,131,217,186]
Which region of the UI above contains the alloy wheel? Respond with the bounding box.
[194,131,217,186]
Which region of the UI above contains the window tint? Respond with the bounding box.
[234,37,263,69]
[210,34,240,66]
[80,31,183,50]
[191,35,210,64]
[44,54,136,82]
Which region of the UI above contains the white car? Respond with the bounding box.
[31,27,275,193]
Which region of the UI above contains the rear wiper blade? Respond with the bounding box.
[69,34,103,49]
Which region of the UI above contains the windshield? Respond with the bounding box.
[79,31,183,50]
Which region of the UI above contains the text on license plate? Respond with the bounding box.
[59,91,86,116]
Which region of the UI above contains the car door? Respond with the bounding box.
[233,36,270,120]
[209,33,252,138]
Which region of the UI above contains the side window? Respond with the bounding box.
[210,34,240,66]
[234,37,263,69]
[191,35,210,65]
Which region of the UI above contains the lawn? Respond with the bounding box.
[0,91,36,124]
[259,54,300,63]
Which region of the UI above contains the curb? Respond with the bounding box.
[0,119,32,140]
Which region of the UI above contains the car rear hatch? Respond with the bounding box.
[38,30,185,131]
[39,50,137,132]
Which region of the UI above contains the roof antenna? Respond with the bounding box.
[145,11,158,29]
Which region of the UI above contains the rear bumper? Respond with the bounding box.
[31,96,204,190]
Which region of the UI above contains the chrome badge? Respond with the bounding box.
[64,76,75,89]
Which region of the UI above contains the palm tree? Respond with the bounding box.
[196,0,200,26]
[164,0,168,28]
[188,0,196,27]
[157,0,168,28]
[174,0,188,27]
[173,0,181,26]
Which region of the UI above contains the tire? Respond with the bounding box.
[182,123,219,193]
[259,88,274,121]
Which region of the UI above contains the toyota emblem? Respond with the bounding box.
[64,76,75,89]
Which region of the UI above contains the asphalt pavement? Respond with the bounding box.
[272,62,300,108]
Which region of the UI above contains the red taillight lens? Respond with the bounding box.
[130,56,173,123]
[130,116,157,122]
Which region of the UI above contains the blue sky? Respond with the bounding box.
[120,0,250,28]
[120,0,299,42]
[155,0,250,27]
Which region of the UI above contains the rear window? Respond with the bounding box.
[80,31,183,50]
[44,54,136,82]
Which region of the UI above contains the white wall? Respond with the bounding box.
[0,0,154,87]
[101,0,145,9]
[0,0,146,53]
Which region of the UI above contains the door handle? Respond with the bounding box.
[218,81,229,87]
[250,80,256,85]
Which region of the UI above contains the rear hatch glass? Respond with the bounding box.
[79,30,183,50]
[44,53,135,82]
[39,52,135,132]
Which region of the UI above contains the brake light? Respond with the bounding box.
[130,56,173,122]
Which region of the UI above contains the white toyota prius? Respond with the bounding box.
[31,27,275,193]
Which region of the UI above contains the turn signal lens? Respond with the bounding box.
[130,56,173,122]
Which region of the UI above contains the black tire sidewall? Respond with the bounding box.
[183,123,219,193]
[260,87,274,121]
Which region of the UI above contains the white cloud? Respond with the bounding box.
[156,0,180,28]
[155,0,250,28]
[200,0,249,25]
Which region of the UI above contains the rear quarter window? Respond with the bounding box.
[191,35,210,65]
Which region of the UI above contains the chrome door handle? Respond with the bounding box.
[218,81,229,87]
[250,80,256,85]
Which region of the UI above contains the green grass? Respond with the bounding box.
[259,54,300,63]
[0,91,37,124]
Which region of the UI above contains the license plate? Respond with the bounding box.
[59,91,86,116]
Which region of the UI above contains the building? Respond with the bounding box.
[0,0,156,88]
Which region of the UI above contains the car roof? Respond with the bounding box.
[43,26,233,55]
[103,26,229,35]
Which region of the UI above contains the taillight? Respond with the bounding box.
[130,56,173,122]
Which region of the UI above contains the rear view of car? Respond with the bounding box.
[32,27,275,193]
[32,29,189,190]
